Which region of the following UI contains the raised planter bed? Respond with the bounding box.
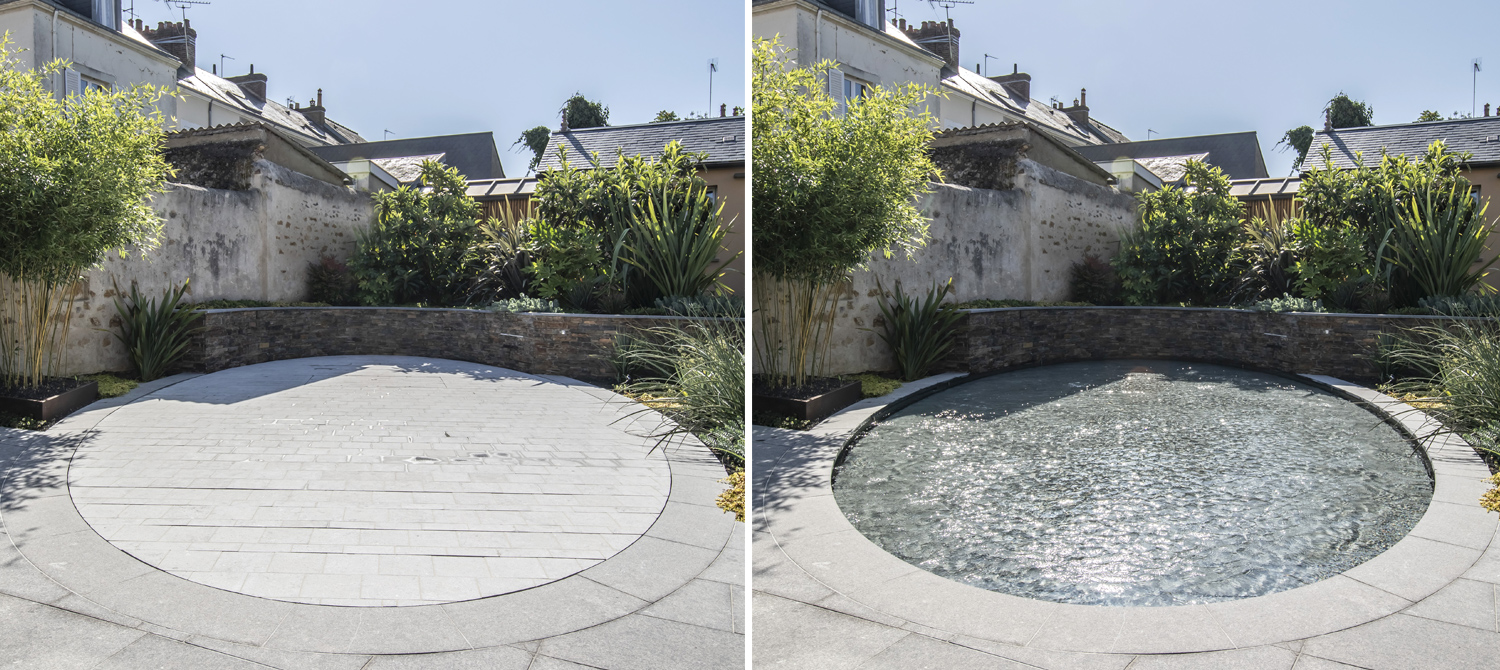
[0,379,99,421]
[754,378,863,421]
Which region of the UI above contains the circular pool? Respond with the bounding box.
[832,360,1433,607]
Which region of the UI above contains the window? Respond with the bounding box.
[81,76,110,94]
[855,0,881,28]
[92,0,119,30]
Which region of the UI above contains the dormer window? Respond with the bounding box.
[855,0,881,28]
[58,0,120,30]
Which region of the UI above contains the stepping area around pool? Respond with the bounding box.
[754,372,1500,669]
[0,356,743,669]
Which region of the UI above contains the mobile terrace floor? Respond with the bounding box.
[0,356,743,669]
[753,374,1500,670]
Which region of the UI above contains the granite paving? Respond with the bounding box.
[753,373,1500,669]
[0,356,744,668]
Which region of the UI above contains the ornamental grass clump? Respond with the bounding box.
[112,281,204,382]
[615,319,745,466]
[876,278,964,381]
[0,38,174,389]
[1383,321,1500,460]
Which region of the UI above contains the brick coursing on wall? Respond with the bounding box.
[944,307,1473,384]
[180,308,728,384]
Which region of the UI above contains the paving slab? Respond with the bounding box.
[0,356,743,668]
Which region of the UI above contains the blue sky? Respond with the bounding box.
[893,0,1500,176]
[129,0,747,177]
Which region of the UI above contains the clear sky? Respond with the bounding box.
[890,0,1500,177]
[127,0,747,177]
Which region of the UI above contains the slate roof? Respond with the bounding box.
[536,116,746,172]
[1134,153,1209,184]
[942,67,1129,147]
[176,69,366,147]
[1307,117,1500,170]
[309,133,506,181]
[1072,132,1269,181]
[372,154,445,185]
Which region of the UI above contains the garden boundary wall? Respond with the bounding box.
[179,308,731,384]
[817,158,1138,375]
[944,306,1475,383]
[59,158,374,376]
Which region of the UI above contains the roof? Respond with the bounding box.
[941,67,1129,147]
[177,68,365,147]
[163,122,351,189]
[537,116,746,172]
[1230,176,1302,199]
[371,154,445,185]
[309,133,505,181]
[932,121,1119,187]
[468,177,540,201]
[1134,153,1208,184]
[1308,116,1500,170]
[1072,132,1269,180]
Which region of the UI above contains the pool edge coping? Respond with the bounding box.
[759,367,1499,655]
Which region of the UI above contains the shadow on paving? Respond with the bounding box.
[0,428,94,516]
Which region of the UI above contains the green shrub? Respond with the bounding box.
[1290,219,1369,301]
[1384,175,1494,304]
[112,281,204,382]
[466,204,533,305]
[1234,214,1298,301]
[1252,296,1326,313]
[82,373,138,399]
[656,295,744,318]
[849,372,902,398]
[876,278,964,381]
[1383,321,1500,453]
[1419,294,1500,317]
[307,255,357,306]
[623,180,738,300]
[1116,162,1244,306]
[717,471,745,521]
[1068,254,1122,305]
[487,296,563,313]
[350,161,481,307]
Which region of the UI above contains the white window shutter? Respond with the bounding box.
[828,69,846,117]
[64,68,81,97]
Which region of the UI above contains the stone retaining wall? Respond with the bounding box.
[181,308,727,384]
[945,307,1473,383]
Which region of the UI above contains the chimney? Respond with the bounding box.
[1062,87,1090,127]
[901,19,960,69]
[139,19,196,71]
[720,103,727,118]
[302,89,326,126]
[990,63,1031,101]
[227,66,268,101]
[1487,103,1492,117]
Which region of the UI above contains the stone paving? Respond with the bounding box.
[0,356,744,668]
[754,374,1500,670]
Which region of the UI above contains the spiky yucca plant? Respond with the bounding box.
[876,278,964,381]
[112,281,204,382]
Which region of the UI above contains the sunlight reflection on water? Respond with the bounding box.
[832,360,1432,607]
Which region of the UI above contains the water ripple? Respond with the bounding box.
[832,360,1432,607]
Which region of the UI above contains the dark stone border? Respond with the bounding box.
[179,307,738,385]
[945,306,1483,384]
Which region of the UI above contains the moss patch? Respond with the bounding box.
[83,374,139,399]
[848,373,902,398]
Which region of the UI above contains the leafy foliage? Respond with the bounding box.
[561,93,609,129]
[513,125,551,172]
[1115,162,1244,306]
[1419,294,1500,317]
[1326,93,1374,129]
[1384,176,1493,301]
[954,299,1092,308]
[716,471,745,521]
[307,255,357,306]
[1068,254,1122,305]
[652,110,680,123]
[486,296,563,313]
[615,319,745,466]
[1383,321,1500,460]
[0,38,174,388]
[655,295,744,318]
[1251,296,1325,313]
[111,281,204,382]
[1289,218,1368,300]
[850,372,902,398]
[1234,212,1298,300]
[1278,125,1315,172]
[623,181,738,300]
[1417,110,1444,122]
[466,202,534,304]
[876,279,964,381]
[349,161,481,307]
[752,37,940,386]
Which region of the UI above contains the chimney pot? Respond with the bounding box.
[1487,103,1492,117]
[317,88,323,107]
[1081,87,1087,107]
[720,103,727,117]
[902,16,960,69]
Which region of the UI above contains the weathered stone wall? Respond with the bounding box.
[178,308,731,385]
[818,159,1137,375]
[61,160,373,375]
[946,307,1469,384]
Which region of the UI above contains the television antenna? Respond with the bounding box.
[1147,129,1158,140]
[1474,58,1483,117]
[385,129,395,140]
[219,53,234,75]
[887,0,902,20]
[927,0,974,24]
[708,58,718,117]
[983,53,998,76]
[159,0,211,24]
